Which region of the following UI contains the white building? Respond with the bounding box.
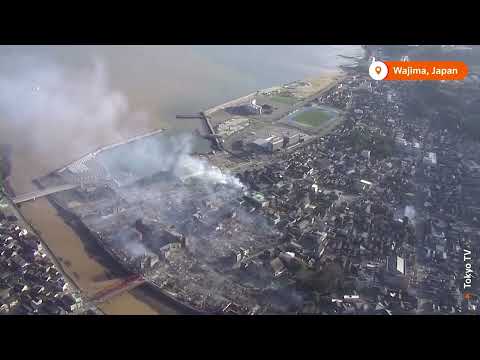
[423,152,437,166]
[361,150,371,160]
[396,256,405,275]
[404,205,416,221]
[360,179,373,186]
[246,99,262,115]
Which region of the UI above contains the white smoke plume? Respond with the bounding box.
[0,59,126,124]
[0,52,248,260]
[0,52,243,189]
[0,54,151,176]
[174,145,244,189]
[103,129,244,191]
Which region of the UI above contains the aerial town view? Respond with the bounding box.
[0,45,479,314]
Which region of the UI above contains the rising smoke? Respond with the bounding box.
[105,129,251,261]
[0,53,150,175]
[170,134,243,189]
[0,51,242,188]
[0,51,270,264]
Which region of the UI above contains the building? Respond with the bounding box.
[361,150,371,160]
[270,258,286,277]
[225,99,262,116]
[58,294,81,312]
[249,138,272,153]
[244,192,269,208]
[248,136,284,153]
[404,206,416,221]
[423,152,437,166]
[464,159,480,172]
[289,133,302,146]
[217,117,250,137]
[246,99,262,115]
[271,137,284,152]
[396,256,405,275]
[282,134,302,149]
[387,255,405,275]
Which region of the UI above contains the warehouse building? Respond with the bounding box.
[248,134,302,153]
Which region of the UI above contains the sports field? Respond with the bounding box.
[293,108,334,127]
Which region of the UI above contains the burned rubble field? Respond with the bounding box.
[38,174,304,313]
[36,133,320,314]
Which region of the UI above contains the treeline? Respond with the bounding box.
[347,128,394,159]
[406,81,480,140]
[372,45,480,141]
[463,114,480,141]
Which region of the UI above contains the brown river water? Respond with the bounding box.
[0,45,363,314]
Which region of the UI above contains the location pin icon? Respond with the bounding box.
[375,66,382,75]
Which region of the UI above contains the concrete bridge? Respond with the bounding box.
[12,184,79,204]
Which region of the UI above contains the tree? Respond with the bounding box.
[371,133,394,159]
[463,115,480,141]
[348,128,370,152]
[347,129,393,159]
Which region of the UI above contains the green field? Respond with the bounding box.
[294,109,333,127]
[270,95,298,105]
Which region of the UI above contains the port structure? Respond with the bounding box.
[175,113,203,119]
[12,184,79,204]
[89,274,146,304]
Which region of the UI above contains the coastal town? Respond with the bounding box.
[0,192,97,314]
[1,45,478,314]
[20,46,478,315]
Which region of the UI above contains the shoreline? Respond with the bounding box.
[57,128,167,175]
[2,148,88,310]
[33,183,201,314]
[31,70,349,314]
[0,186,100,314]
[4,55,362,315]
[203,71,345,117]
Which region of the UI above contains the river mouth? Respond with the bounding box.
[0,45,364,314]
[13,196,183,314]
